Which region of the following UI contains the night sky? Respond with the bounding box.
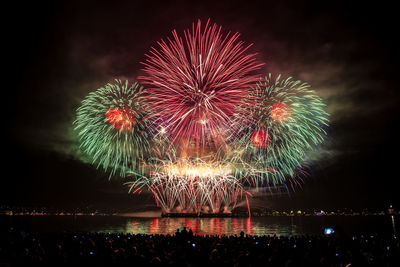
[4,0,400,211]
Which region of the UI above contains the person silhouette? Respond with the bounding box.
[188,228,193,239]
[182,227,188,237]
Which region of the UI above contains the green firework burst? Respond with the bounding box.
[74,80,149,177]
[230,74,329,187]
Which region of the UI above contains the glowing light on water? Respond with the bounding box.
[391,215,396,237]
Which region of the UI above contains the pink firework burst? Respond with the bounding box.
[139,19,263,153]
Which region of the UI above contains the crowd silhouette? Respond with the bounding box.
[1,227,399,266]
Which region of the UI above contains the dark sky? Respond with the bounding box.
[3,0,400,211]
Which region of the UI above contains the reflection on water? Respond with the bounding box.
[391,215,397,237]
[89,216,397,236]
[97,217,299,236]
[2,215,396,236]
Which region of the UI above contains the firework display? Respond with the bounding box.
[127,158,247,214]
[229,74,329,187]
[139,19,263,152]
[74,20,329,215]
[74,80,149,177]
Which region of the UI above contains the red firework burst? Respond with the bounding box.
[139,19,263,152]
[250,129,270,148]
[106,107,136,131]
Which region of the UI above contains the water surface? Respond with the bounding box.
[1,215,397,236]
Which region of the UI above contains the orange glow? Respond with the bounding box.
[150,218,159,232]
[164,160,232,178]
[106,107,136,130]
[271,102,291,123]
[246,217,253,235]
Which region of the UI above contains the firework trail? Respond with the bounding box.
[127,157,248,214]
[139,19,263,154]
[229,74,329,188]
[74,80,149,177]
